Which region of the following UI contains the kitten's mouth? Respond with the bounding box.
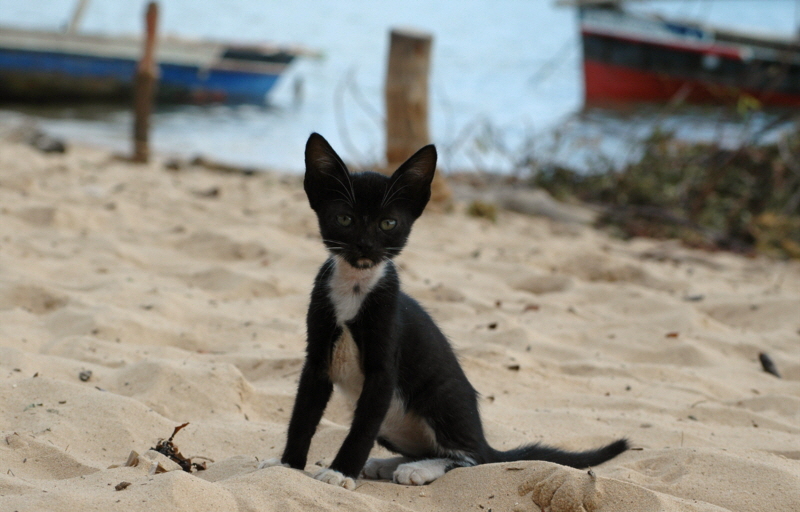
[353,258,376,269]
[332,253,379,270]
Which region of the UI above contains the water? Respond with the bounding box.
[0,0,796,172]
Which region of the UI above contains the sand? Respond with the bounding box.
[0,133,798,512]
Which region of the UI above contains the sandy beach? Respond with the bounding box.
[0,132,798,512]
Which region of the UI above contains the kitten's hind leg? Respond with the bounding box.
[393,458,475,485]
[362,456,413,480]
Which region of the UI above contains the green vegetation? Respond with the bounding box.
[531,127,800,259]
[466,200,498,222]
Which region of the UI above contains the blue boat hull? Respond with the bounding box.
[0,47,285,104]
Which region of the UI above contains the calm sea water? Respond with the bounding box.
[0,0,796,172]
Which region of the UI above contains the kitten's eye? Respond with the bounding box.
[336,215,353,227]
[380,218,397,231]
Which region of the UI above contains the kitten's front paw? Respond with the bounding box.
[257,457,290,470]
[314,468,356,490]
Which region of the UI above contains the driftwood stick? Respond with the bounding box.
[132,2,159,163]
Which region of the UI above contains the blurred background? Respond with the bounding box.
[0,0,796,173]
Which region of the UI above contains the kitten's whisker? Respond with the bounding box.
[343,167,356,206]
[323,154,357,206]
[380,180,392,208]
[382,183,412,208]
[323,171,355,207]
[340,167,357,206]
[321,239,346,249]
[381,178,402,208]
[330,187,354,206]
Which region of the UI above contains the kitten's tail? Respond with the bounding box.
[489,438,629,469]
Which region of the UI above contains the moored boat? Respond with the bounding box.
[561,0,800,108]
[0,2,307,105]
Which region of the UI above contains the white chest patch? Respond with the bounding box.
[329,327,365,402]
[327,257,388,324]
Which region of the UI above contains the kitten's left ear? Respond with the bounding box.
[389,144,437,218]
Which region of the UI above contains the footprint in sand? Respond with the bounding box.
[517,463,682,512]
[1,433,96,481]
[701,300,800,331]
[112,359,262,422]
[175,231,266,261]
[518,464,602,512]
[510,274,573,295]
[13,206,57,227]
[0,284,68,314]
[559,254,685,293]
[181,267,282,300]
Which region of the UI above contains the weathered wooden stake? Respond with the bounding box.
[132,2,159,163]
[384,28,450,203]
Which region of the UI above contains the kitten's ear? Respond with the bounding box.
[304,133,351,211]
[389,144,437,218]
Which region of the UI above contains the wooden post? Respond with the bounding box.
[384,28,451,204]
[132,2,159,163]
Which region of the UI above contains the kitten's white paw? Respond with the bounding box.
[314,468,356,490]
[363,457,409,480]
[393,460,447,486]
[257,457,290,470]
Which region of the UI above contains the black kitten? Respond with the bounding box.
[260,133,628,489]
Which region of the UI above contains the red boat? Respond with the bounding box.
[563,1,800,107]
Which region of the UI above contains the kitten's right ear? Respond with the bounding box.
[304,133,351,211]
[387,144,437,219]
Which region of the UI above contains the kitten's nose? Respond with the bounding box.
[356,239,375,254]
[354,241,379,265]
